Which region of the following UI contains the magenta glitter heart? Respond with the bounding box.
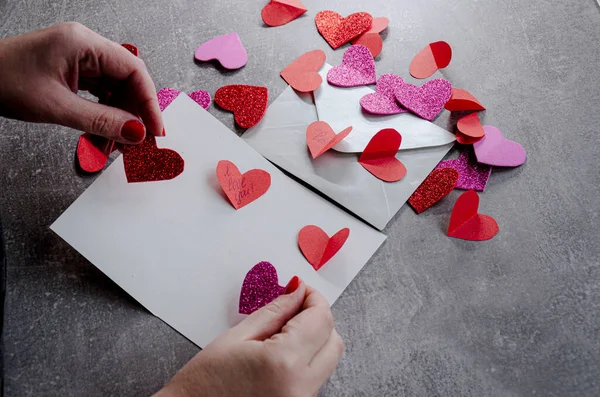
[435,150,492,192]
[473,125,527,167]
[360,74,407,115]
[395,78,452,121]
[239,261,285,315]
[327,45,377,87]
[157,88,211,112]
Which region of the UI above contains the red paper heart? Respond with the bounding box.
[280,50,326,92]
[262,0,307,27]
[445,88,485,111]
[122,135,184,183]
[358,129,406,182]
[306,121,352,159]
[410,41,452,79]
[315,11,373,49]
[216,160,271,209]
[76,133,116,173]
[408,168,459,214]
[214,85,268,129]
[447,190,499,241]
[298,225,350,270]
[351,32,383,58]
[456,113,485,144]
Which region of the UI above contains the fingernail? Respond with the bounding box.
[161,127,166,136]
[121,120,146,142]
[284,276,300,295]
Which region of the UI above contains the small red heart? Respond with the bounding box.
[122,135,184,183]
[408,168,459,214]
[261,0,307,27]
[350,32,383,58]
[444,88,485,112]
[315,11,373,49]
[76,133,115,173]
[298,225,350,270]
[409,41,452,79]
[280,50,326,92]
[456,113,485,144]
[358,129,406,182]
[447,190,499,241]
[306,121,352,159]
[214,85,268,129]
[216,160,271,210]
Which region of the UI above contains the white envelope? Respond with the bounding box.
[315,64,456,153]
[51,94,386,348]
[243,69,455,230]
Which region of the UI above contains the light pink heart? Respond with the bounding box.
[435,150,492,191]
[473,125,526,167]
[360,74,407,115]
[395,78,452,121]
[327,45,376,87]
[194,32,248,70]
[157,88,211,111]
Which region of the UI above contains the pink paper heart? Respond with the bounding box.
[435,149,492,192]
[360,74,407,115]
[239,261,285,315]
[395,78,452,121]
[157,88,211,112]
[473,126,527,167]
[327,45,376,87]
[194,32,248,70]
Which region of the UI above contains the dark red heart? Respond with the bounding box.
[214,85,268,129]
[408,168,459,214]
[122,135,184,183]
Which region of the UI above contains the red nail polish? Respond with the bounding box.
[121,120,146,142]
[161,127,166,136]
[284,276,300,294]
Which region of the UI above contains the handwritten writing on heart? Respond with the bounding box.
[239,261,285,315]
[194,32,247,70]
[298,225,350,270]
[216,160,271,210]
[123,136,185,183]
[447,190,499,241]
[280,50,326,92]
[358,128,406,182]
[306,121,352,159]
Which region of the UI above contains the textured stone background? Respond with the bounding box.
[1,0,599,396]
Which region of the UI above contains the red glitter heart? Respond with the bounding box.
[214,85,268,129]
[315,11,373,49]
[408,168,459,214]
[122,135,184,183]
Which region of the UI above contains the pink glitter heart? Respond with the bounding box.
[157,88,211,112]
[435,149,492,192]
[473,125,527,167]
[327,45,376,87]
[239,261,285,315]
[395,78,452,121]
[360,74,408,115]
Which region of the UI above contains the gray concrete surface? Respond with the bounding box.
[1,0,599,396]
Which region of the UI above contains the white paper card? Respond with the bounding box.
[314,64,456,153]
[52,94,386,348]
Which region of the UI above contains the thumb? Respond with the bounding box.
[229,277,305,342]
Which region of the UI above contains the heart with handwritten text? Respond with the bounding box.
[216,160,271,210]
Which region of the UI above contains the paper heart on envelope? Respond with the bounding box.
[298,225,349,270]
[306,121,352,159]
[280,50,326,92]
[358,129,406,182]
[239,261,285,314]
[216,160,271,209]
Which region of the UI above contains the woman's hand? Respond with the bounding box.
[0,22,162,144]
[154,279,344,397]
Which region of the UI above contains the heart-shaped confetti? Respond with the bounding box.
[298,225,350,270]
[315,11,373,49]
[358,128,406,182]
[445,88,486,111]
[122,135,184,183]
[216,160,271,209]
[435,150,492,192]
[306,121,352,159]
[456,113,485,144]
[360,74,407,115]
[157,88,211,112]
[280,50,326,92]
[351,32,383,58]
[239,261,285,315]
[327,45,376,87]
[409,41,452,79]
[473,126,526,167]
[214,85,269,129]
[194,32,248,70]
[395,78,452,121]
[76,133,114,173]
[261,0,307,27]
[408,168,459,214]
[448,190,499,241]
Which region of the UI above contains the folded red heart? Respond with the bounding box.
[315,11,373,49]
[350,16,389,58]
[445,88,486,111]
[435,150,492,192]
[395,78,452,121]
[447,190,499,241]
[214,85,269,129]
[239,261,285,315]
[306,121,352,159]
[360,74,407,115]
[327,45,377,87]
[216,160,271,210]
[358,128,406,182]
[408,168,459,214]
[157,88,211,112]
[194,32,248,70]
[76,133,115,173]
[298,225,350,270]
[456,113,485,144]
[410,41,452,79]
[280,50,326,92]
[261,0,308,27]
[122,135,185,183]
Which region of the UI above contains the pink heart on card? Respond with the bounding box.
[239,261,285,315]
[157,88,211,112]
[360,74,407,115]
[473,125,527,167]
[435,149,492,192]
[395,78,452,121]
[194,32,248,70]
[327,45,376,87]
